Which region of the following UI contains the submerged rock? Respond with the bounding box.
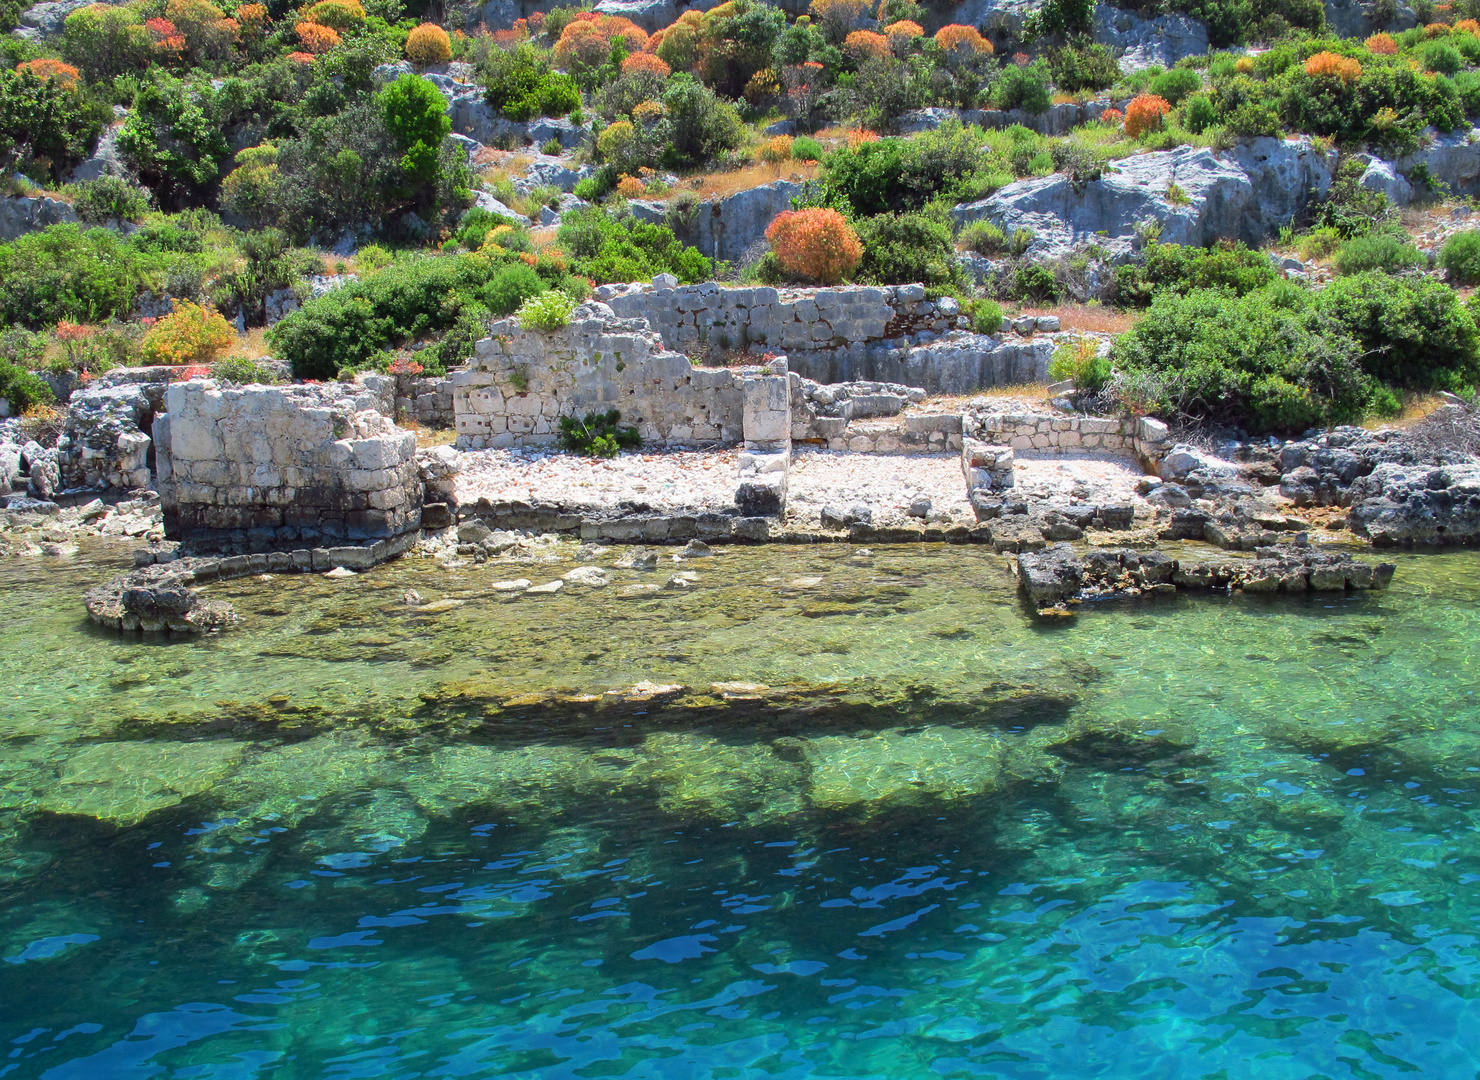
[83,564,238,633]
[37,741,244,826]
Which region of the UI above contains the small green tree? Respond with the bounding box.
[378,72,452,191]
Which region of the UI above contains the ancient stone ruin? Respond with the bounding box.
[153,380,422,553]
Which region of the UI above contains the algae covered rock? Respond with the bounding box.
[804,726,1005,811]
[37,741,244,825]
[635,732,805,823]
[84,564,238,633]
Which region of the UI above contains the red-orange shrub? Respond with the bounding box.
[295,20,340,53]
[1305,50,1362,83]
[883,19,921,53]
[16,58,81,89]
[622,50,670,76]
[405,21,451,62]
[934,23,992,55]
[1365,31,1398,53]
[1100,107,1123,124]
[236,3,268,29]
[757,134,793,162]
[1456,18,1480,32]
[615,174,645,197]
[553,14,647,68]
[1424,20,1452,35]
[765,208,862,285]
[286,50,316,62]
[843,29,889,60]
[1124,93,1170,137]
[846,128,879,149]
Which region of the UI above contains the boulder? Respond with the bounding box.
[0,193,79,242]
[1016,543,1084,607]
[1323,0,1418,38]
[65,120,128,184]
[1348,463,1480,546]
[83,564,238,633]
[14,0,127,36]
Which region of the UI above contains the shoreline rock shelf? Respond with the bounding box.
[1016,542,1396,612]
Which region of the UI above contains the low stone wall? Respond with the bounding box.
[395,372,456,428]
[965,406,1172,465]
[154,381,422,552]
[453,303,746,449]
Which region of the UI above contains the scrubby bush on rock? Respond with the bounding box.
[852,208,959,289]
[1316,271,1480,393]
[1440,230,1480,284]
[1112,242,1277,306]
[765,208,862,285]
[141,300,234,364]
[557,205,712,284]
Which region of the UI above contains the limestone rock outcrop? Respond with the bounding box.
[0,193,79,242]
[952,138,1336,259]
[1348,463,1480,546]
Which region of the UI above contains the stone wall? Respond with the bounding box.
[54,382,163,493]
[965,406,1173,467]
[596,280,1056,393]
[395,372,457,428]
[154,381,422,553]
[453,303,746,449]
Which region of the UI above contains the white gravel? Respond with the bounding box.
[786,449,973,526]
[1011,450,1149,506]
[455,447,740,511]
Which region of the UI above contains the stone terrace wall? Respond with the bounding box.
[595,281,1058,394]
[453,303,745,449]
[965,405,1173,466]
[154,381,421,552]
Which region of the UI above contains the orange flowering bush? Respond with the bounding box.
[16,58,81,89]
[1235,56,1254,73]
[846,128,879,149]
[1124,93,1170,137]
[236,3,268,29]
[405,21,451,63]
[286,50,316,62]
[141,302,235,366]
[632,98,664,123]
[1099,107,1123,125]
[766,208,863,285]
[883,19,921,53]
[622,50,670,76]
[843,29,889,60]
[1456,18,1480,32]
[1365,32,1398,53]
[146,16,186,52]
[757,134,794,162]
[615,174,646,197]
[553,15,647,68]
[295,20,340,53]
[934,23,992,56]
[1305,50,1362,83]
[743,67,781,105]
[1424,21,1452,35]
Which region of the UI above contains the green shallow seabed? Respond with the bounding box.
[0,540,1478,1078]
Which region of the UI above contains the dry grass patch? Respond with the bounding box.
[224,326,274,360]
[681,160,821,201]
[1361,392,1450,430]
[1017,304,1138,335]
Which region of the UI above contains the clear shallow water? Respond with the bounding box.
[2,541,1480,1078]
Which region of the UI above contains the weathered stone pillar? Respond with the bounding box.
[736,357,791,517]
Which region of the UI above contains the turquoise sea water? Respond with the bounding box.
[1,541,1479,1079]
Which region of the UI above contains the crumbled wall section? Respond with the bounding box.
[452,303,746,449]
[154,380,422,553]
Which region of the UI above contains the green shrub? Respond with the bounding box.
[1012,262,1061,303]
[557,205,712,284]
[1047,40,1121,92]
[65,175,152,224]
[379,72,453,188]
[117,73,234,209]
[457,206,518,249]
[0,360,55,413]
[479,44,580,121]
[853,209,960,289]
[1181,92,1217,132]
[558,409,640,457]
[967,297,1005,333]
[486,263,547,316]
[659,75,744,170]
[1113,241,1277,306]
[959,220,1008,255]
[993,61,1052,114]
[1417,39,1464,75]
[1111,286,1373,433]
[1149,66,1201,105]
[517,289,578,331]
[0,223,152,327]
[1454,70,1480,115]
[1333,234,1426,276]
[0,66,109,183]
[269,253,506,380]
[792,135,824,161]
[1048,333,1111,391]
[1440,229,1480,285]
[210,356,278,384]
[1317,271,1480,392]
